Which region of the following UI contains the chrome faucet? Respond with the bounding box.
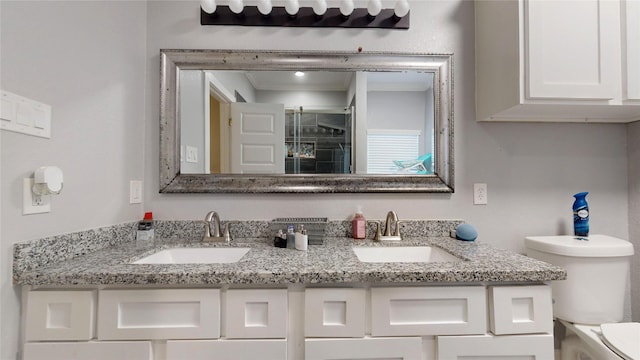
[203,211,232,242]
[372,211,402,241]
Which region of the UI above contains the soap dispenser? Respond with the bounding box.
[352,206,366,239]
[295,224,308,251]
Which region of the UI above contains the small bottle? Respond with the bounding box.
[286,225,296,249]
[136,212,155,247]
[352,207,366,239]
[573,192,589,237]
[295,224,308,251]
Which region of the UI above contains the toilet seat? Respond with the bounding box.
[600,323,640,360]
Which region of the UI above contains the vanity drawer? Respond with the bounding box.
[225,289,288,338]
[437,334,554,359]
[371,286,487,336]
[488,285,553,335]
[305,288,366,338]
[167,339,287,360]
[23,341,152,360]
[305,338,423,360]
[97,289,220,340]
[25,290,96,341]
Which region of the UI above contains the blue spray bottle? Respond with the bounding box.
[572,192,589,237]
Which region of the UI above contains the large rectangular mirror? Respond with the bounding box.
[160,50,453,193]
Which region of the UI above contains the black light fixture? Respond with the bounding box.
[200,0,410,30]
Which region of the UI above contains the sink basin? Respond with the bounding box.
[132,247,250,264]
[353,246,461,263]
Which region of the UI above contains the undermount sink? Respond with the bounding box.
[353,246,462,263]
[132,247,250,264]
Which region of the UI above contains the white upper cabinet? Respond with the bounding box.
[476,0,640,122]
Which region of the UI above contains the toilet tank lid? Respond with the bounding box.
[525,235,634,257]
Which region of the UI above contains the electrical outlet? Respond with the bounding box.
[23,178,50,215]
[130,180,142,204]
[473,183,488,205]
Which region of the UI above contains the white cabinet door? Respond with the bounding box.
[305,288,366,338]
[166,339,287,360]
[98,289,220,340]
[526,0,620,100]
[489,285,553,335]
[305,338,423,360]
[25,290,96,341]
[225,289,288,339]
[437,334,554,359]
[23,341,152,360]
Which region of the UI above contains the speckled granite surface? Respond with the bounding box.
[14,219,566,286]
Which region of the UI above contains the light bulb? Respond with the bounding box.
[394,0,410,18]
[340,0,354,16]
[200,0,217,14]
[367,0,382,16]
[229,0,244,14]
[312,0,327,16]
[284,0,299,15]
[257,0,272,15]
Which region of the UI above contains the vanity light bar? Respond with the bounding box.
[200,0,410,30]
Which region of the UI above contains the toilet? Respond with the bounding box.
[524,235,637,360]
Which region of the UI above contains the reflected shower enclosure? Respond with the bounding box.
[285,109,352,174]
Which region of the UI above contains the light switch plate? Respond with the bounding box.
[186,145,198,163]
[23,178,51,215]
[1,91,51,138]
[129,180,142,204]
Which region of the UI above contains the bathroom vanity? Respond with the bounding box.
[13,221,565,360]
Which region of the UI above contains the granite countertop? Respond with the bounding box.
[14,236,566,286]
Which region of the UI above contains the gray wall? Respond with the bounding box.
[0,1,635,358]
[0,2,146,359]
[145,0,628,248]
[629,121,640,322]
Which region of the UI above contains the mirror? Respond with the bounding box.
[160,50,453,193]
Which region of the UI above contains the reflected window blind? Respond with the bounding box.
[367,130,421,174]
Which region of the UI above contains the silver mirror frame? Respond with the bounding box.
[160,49,454,193]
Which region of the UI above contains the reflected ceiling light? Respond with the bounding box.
[200,0,217,14]
[340,0,355,16]
[229,0,244,14]
[284,0,299,15]
[257,0,272,15]
[312,0,328,16]
[394,0,410,18]
[367,0,382,17]
[295,71,305,77]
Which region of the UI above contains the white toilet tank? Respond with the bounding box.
[524,235,634,325]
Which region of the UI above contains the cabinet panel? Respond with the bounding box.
[624,0,640,100]
[25,290,96,341]
[526,0,619,100]
[371,286,486,336]
[23,341,152,360]
[305,337,423,360]
[98,289,220,340]
[166,339,287,360]
[305,288,365,338]
[225,289,287,339]
[437,334,554,359]
[489,285,553,335]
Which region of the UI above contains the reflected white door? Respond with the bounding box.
[230,103,285,174]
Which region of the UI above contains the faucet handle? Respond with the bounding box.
[368,220,382,241]
[222,222,233,243]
